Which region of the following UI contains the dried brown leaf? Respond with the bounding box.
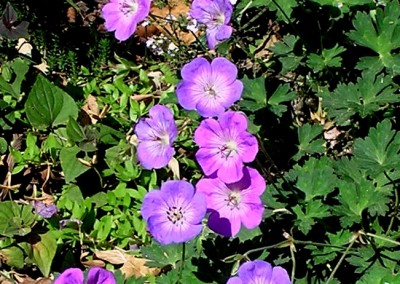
[95,249,128,265]
[121,256,161,278]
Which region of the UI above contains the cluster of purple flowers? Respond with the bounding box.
[99,0,289,283]
[54,267,115,284]
[101,0,234,49]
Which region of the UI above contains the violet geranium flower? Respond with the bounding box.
[194,111,258,183]
[196,166,265,237]
[190,0,233,49]
[32,201,57,218]
[54,267,116,284]
[102,0,151,41]
[134,105,178,170]
[226,260,291,284]
[176,57,243,117]
[141,180,207,245]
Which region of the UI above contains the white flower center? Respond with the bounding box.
[167,206,185,225]
[119,0,138,16]
[204,84,217,97]
[158,133,170,146]
[226,191,241,209]
[220,140,238,159]
[215,13,225,25]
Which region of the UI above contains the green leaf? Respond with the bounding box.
[141,243,183,268]
[236,226,262,242]
[270,35,303,73]
[0,201,35,237]
[294,123,325,160]
[11,58,30,97]
[320,72,399,125]
[66,117,85,143]
[32,231,57,277]
[25,75,79,130]
[353,119,400,175]
[307,45,346,72]
[293,200,330,234]
[60,146,91,183]
[267,84,296,117]
[0,246,25,269]
[0,137,8,154]
[347,0,400,73]
[293,157,337,201]
[335,179,390,227]
[239,75,267,112]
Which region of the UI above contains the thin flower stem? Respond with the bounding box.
[177,242,186,284]
[243,240,290,257]
[326,236,356,284]
[290,244,296,282]
[239,7,269,31]
[243,238,348,258]
[364,232,400,246]
[384,171,399,234]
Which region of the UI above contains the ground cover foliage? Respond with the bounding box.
[0,0,400,283]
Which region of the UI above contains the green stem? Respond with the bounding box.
[239,7,269,31]
[290,244,296,282]
[364,232,400,246]
[384,171,399,234]
[177,242,186,284]
[243,240,290,257]
[326,236,356,284]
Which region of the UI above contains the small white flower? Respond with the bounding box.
[187,18,198,33]
[141,20,150,27]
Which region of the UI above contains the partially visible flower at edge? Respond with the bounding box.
[141,180,207,245]
[102,0,151,41]
[190,0,233,49]
[194,111,258,183]
[54,267,116,284]
[226,260,291,284]
[176,57,243,117]
[59,218,83,228]
[134,105,178,170]
[32,201,57,218]
[196,166,265,237]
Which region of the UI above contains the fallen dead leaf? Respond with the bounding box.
[137,0,197,45]
[95,249,160,278]
[95,249,128,265]
[121,255,161,278]
[81,94,100,125]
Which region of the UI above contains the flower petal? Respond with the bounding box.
[54,268,84,284]
[271,266,291,284]
[215,25,232,41]
[238,260,273,282]
[181,57,211,82]
[226,277,243,284]
[137,141,174,169]
[87,267,116,284]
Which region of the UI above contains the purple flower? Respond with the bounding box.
[226,260,291,284]
[176,57,243,117]
[102,0,151,41]
[54,267,116,284]
[190,0,233,49]
[32,201,57,218]
[196,167,265,237]
[134,105,178,170]
[194,111,258,183]
[141,180,207,245]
